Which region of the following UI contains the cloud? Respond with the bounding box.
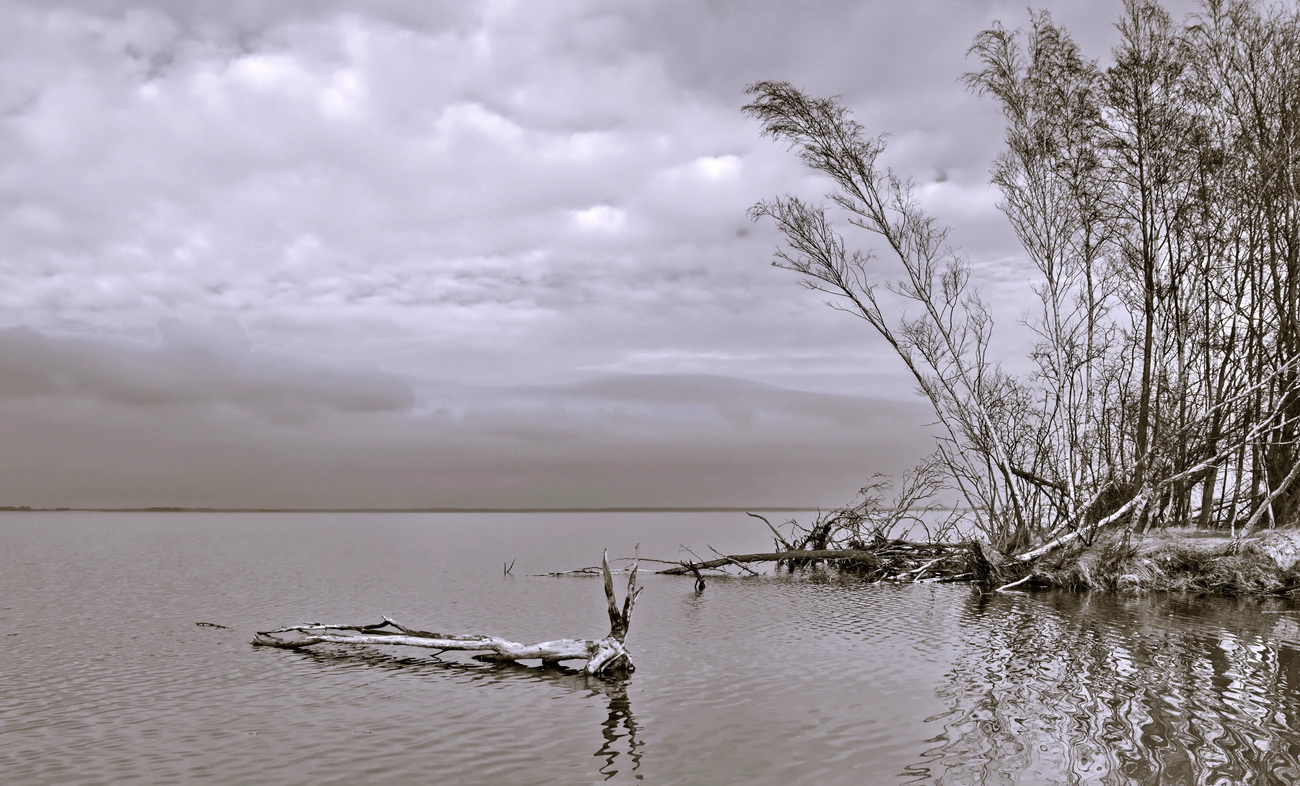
[570,204,627,233]
[0,325,930,508]
[0,1,782,354]
[0,0,1207,508]
[0,0,975,395]
[0,320,415,420]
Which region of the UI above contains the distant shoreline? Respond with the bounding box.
[0,506,824,514]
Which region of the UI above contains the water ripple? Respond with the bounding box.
[6,513,1300,783]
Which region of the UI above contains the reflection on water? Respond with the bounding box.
[594,678,642,780]
[911,591,1300,785]
[5,512,1300,784]
[279,645,646,781]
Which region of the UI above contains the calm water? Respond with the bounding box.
[4,512,1300,784]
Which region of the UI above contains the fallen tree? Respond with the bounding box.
[252,552,640,677]
[660,523,1300,596]
[659,539,983,584]
[659,549,878,573]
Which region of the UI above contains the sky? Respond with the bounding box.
[0,0,1200,509]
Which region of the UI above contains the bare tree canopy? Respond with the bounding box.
[747,0,1300,559]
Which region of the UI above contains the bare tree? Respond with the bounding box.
[967,12,1119,535]
[744,81,1035,551]
[749,0,1300,560]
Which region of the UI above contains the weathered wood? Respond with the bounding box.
[657,548,881,574]
[994,574,1035,593]
[252,552,639,676]
[602,551,640,643]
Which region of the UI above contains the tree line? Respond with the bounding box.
[747,0,1300,557]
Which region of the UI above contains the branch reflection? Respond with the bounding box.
[280,646,644,781]
[590,676,643,780]
[907,591,1300,785]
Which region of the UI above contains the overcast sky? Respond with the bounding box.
[0,0,1198,509]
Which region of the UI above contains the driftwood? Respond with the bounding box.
[252,552,641,676]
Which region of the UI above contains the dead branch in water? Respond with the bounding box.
[658,548,879,573]
[253,552,641,677]
[659,541,978,584]
[709,544,761,575]
[747,511,795,551]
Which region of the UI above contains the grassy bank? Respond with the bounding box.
[1004,529,1300,596]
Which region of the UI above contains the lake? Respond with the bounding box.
[4,511,1300,784]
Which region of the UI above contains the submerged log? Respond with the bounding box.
[252,552,641,677]
[657,548,880,574]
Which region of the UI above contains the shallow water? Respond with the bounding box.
[4,512,1300,784]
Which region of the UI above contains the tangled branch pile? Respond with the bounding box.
[663,500,989,584]
[658,540,985,585]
